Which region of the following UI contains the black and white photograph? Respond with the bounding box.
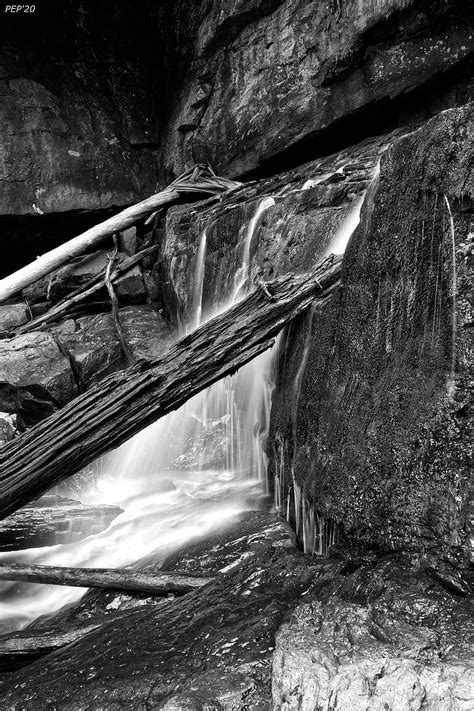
[0,1,472,708]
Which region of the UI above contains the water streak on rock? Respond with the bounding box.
[444,195,457,397]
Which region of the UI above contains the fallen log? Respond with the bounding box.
[0,165,241,304]
[0,256,341,518]
[17,246,158,334]
[0,496,123,552]
[0,619,103,672]
[0,563,211,595]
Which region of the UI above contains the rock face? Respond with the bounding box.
[0,2,163,217]
[159,104,472,566]
[270,103,473,565]
[161,133,386,326]
[2,0,472,224]
[161,0,474,177]
[272,556,474,710]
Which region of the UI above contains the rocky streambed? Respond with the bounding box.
[0,509,471,708]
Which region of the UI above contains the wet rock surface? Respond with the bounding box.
[0,512,471,709]
[269,102,473,563]
[162,133,386,326]
[0,496,123,552]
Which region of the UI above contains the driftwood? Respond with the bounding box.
[17,246,157,334]
[0,563,211,595]
[0,165,241,304]
[0,256,341,518]
[0,619,104,672]
[104,247,134,364]
[0,496,123,552]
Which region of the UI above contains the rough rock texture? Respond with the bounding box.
[0,305,28,333]
[161,0,474,177]
[0,414,18,446]
[2,0,472,223]
[270,102,473,565]
[157,104,473,567]
[0,514,471,709]
[161,133,386,326]
[272,555,474,710]
[0,305,172,425]
[0,331,77,426]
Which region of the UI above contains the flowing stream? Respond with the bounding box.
[0,198,277,633]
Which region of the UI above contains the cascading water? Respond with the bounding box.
[443,195,457,397]
[0,198,278,634]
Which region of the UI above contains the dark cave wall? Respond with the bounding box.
[2,0,472,220]
[160,0,474,178]
[270,104,473,564]
[0,0,203,217]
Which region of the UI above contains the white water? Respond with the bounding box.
[443,195,457,397]
[0,198,277,633]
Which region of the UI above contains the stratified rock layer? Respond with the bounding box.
[0,496,123,552]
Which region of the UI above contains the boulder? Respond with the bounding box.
[118,227,138,256]
[272,555,474,710]
[0,412,19,445]
[114,265,146,304]
[273,598,473,710]
[51,306,172,388]
[0,331,76,425]
[0,304,28,332]
[118,305,172,360]
[269,102,473,563]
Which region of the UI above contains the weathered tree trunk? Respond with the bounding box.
[0,563,211,594]
[0,166,240,303]
[0,497,123,552]
[0,256,341,519]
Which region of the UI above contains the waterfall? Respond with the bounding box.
[0,198,278,633]
[443,195,457,397]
